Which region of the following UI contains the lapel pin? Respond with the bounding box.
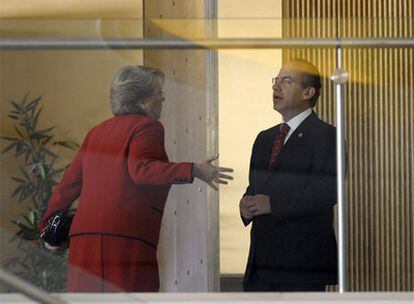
[298,133,303,138]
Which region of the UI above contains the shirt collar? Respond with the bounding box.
[283,108,312,134]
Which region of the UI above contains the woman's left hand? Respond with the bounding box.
[193,155,234,190]
[44,241,68,253]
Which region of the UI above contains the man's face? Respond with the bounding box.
[272,65,311,120]
[140,79,165,119]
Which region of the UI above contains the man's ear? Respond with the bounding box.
[303,87,316,101]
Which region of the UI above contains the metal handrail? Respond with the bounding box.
[1,36,412,294]
[0,37,413,50]
[331,47,349,293]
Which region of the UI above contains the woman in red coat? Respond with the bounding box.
[40,65,233,292]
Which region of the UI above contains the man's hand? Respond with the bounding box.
[239,196,254,219]
[193,155,234,190]
[245,194,271,216]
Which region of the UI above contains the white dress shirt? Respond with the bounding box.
[283,108,312,144]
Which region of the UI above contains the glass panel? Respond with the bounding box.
[0,32,143,295]
[0,9,413,299]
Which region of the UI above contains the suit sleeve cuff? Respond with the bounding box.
[240,212,253,226]
[173,162,194,184]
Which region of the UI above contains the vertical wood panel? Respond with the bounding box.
[282,0,413,291]
[144,0,217,292]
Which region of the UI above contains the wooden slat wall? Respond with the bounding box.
[282,0,413,291]
[144,0,219,292]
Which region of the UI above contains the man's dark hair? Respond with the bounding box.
[287,59,321,107]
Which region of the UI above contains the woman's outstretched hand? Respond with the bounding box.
[193,155,234,190]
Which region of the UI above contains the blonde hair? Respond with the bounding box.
[110,65,165,116]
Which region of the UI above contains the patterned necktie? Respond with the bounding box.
[268,123,290,170]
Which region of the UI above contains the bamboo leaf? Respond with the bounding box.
[22,117,31,130]
[9,234,19,243]
[19,190,31,203]
[1,142,17,154]
[22,92,29,105]
[0,136,18,142]
[35,127,55,135]
[10,100,22,111]
[15,146,28,157]
[55,167,66,174]
[31,127,55,140]
[11,177,26,183]
[41,135,54,145]
[14,126,25,139]
[30,133,45,140]
[8,114,19,120]
[20,167,30,180]
[37,163,46,179]
[23,216,36,230]
[15,142,22,154]
[54,140,80,150]
[26,96,41,111]
[11,185,23,198]
[23,212,35,225]
[43,149,59,158]
[25,233,38,241]
[24,150,31,162]
[16,222,32,231]
[32,106,43,130]
[18,186,27,202]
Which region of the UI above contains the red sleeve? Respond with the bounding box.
[127,120,193,185]
[39,136,87,233]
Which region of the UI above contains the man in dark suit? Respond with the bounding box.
[240,59,338,292]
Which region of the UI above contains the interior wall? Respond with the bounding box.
[0,0,141,18]
[218,0,283,275]
[282,0,413,291]
[0,0,143,265]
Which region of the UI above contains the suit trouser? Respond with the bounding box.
[243,272,326,292]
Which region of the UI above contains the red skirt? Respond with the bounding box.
[67,234,159,292]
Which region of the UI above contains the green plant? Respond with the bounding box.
[1,94,79,292]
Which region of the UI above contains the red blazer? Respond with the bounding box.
[40,114,193,249]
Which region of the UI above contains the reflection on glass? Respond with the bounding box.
[0,66,233,293]
[0,7,413,297]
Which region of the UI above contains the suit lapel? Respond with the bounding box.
[272,123,306,170]
[256,112,318,192]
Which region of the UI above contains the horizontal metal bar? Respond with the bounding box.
[0,268,65,304]
[1,38,413,50]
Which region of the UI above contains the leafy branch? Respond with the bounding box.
[1,94,79,291]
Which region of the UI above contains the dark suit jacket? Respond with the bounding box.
[242,111,338,285]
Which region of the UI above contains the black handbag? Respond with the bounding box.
[40,210,74,247]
